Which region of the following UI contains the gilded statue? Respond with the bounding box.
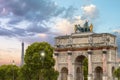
[90,24,93,32]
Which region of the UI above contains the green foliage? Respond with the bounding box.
[114,67,120,80]
[21,42,59,80]
[0,42,59,80]
[83,58,88,80]
[0,65,7,80]
[0,65,19,80]
[43,68,59,80]
[18,64,34,80]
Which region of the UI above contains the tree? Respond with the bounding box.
[114,67,120,80]
[22,42,59,80]
[6,65,19,80]
[19,64,33,80]
[43,68,59,80]
[83,58,88,80]
[0,65,7,80]
[0,65,19,80]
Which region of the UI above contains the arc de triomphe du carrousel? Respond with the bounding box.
[54,21,118,80]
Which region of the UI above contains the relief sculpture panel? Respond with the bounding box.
[59,55,67,63]
[92,54,102,62]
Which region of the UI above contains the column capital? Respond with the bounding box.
[87,49,92,54]
[102,49,107,54]
[54,51,59,56]
[67,50,72,55]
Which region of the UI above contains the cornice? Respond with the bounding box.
[54,46,117,52]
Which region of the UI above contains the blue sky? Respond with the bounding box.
[0,0,120,65]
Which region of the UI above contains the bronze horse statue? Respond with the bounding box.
[74,21,93,33]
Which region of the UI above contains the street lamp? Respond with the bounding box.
[41,51,45,58]
[40,51,45,65]
[12,60,15,80]
[39,51,45,80]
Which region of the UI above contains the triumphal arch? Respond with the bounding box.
[54,21,117,80]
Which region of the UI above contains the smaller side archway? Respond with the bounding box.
[94,66,103,80]
[61,67,68,80]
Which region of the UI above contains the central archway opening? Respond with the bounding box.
[95,66,103,80]
[75,55,88,80]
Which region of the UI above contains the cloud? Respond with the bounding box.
[8,17,23,25]
[0,27,14,37]
[0,0,65,21]
[72,16,85,26]
[16,17,84,44]
[26,22,50,34]
[0,22,50,37]
[19,33,54,45]
[113,29,120,33]
[0,0,77,38]
[50,18,73,35]
[112,29,120,56]
[64,6,77,19]
[0,0,98,45]
[0,26,26,37]
[81,4,99,20]
[50,16,87,36]
[0,48,21,65]
[112,30,120,57]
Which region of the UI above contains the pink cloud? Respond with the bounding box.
[0,49,21,66]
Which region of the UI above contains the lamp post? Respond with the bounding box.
[39,51,45,80]
[12,60,15,80]
[40,51,45,67]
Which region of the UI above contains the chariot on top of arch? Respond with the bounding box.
[74,21,93,33]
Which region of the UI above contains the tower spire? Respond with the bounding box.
[21,42,24,66]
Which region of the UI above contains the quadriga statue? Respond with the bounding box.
[74,21,93,33]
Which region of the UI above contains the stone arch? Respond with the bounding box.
[61,67,68,80]
[94,66,103,80]
[75,55,87,80]
[74,52,87,62]
[75,55,86,63]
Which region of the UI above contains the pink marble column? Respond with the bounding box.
[54,51,59,70]
[102,49,108,80]
[67,50,72,80]
[87,49,93,80]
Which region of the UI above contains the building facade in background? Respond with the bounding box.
[54,21,118,80]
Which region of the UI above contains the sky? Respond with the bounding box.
[0,0,120,65]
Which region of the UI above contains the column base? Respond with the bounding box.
[58,74,61,80]
[115,78,118,80]
[88,74,93,80]
[68,74,73,80]
[102,74,108,80]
